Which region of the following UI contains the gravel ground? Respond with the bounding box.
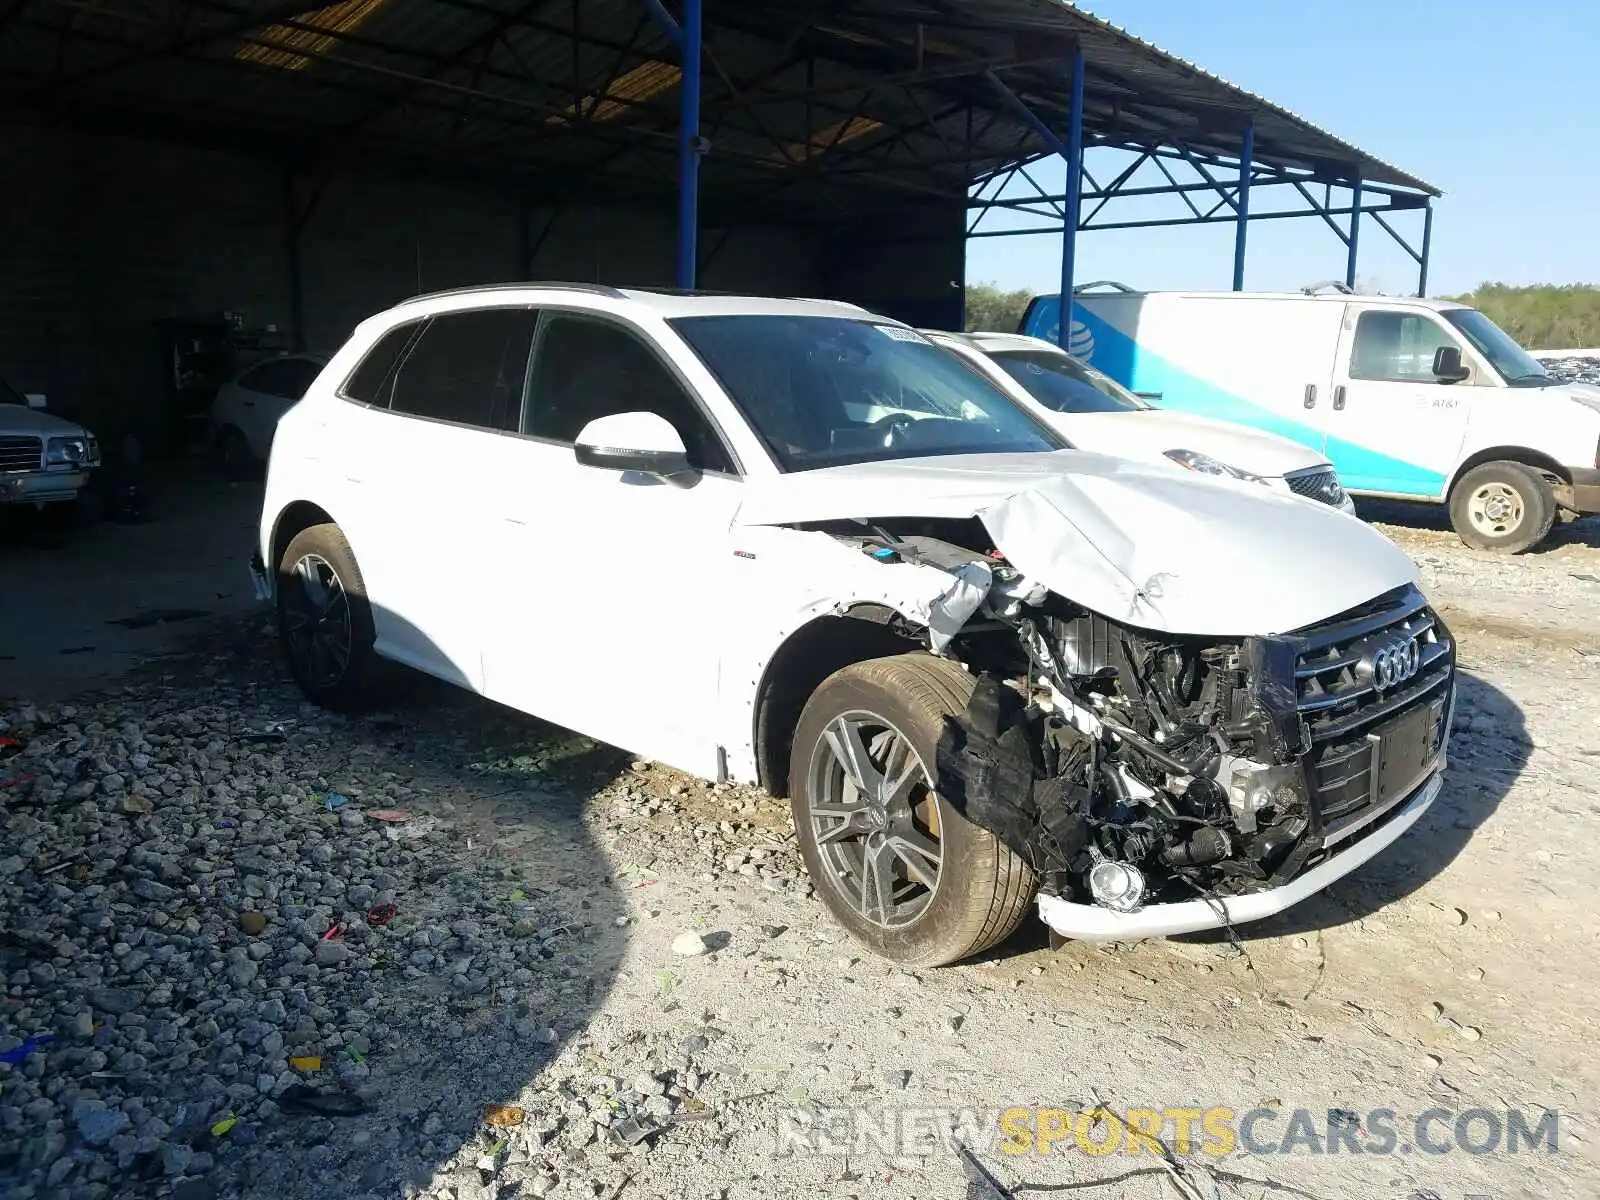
[3,509,1599,1200]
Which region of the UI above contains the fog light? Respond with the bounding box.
[1088,861,1146,913]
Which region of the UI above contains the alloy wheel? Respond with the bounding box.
[806,711,945,929]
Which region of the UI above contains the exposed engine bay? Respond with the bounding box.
[819,516,1448,917]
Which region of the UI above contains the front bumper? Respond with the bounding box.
[1553,467,1600,514]
[0,470,88,504]
[1035,768,1442,942]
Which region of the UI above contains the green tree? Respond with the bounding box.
[964,282,1036,333]
[1444,283,1600,350]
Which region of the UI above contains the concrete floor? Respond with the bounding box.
[0,478,263,703]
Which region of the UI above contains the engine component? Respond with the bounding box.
[1160,827,1232,868]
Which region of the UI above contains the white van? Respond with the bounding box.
[1019,284,1600,553]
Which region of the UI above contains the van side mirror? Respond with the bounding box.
[24,393,47,409]
[573,411,696,486]
[1432,346,1470,384]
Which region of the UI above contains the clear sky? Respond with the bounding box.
[965,1,1599,298]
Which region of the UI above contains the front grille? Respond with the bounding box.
[0,436,43,473]
[1290,586,1454,844]
[1286,467,1346,508]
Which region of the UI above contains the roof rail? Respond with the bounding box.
[1072,280,1137,294]
[1299,280,1355,296]
[398,281,628,304]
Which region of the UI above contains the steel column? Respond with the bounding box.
[1233,119,1253,291]
[1345,175,1363,288]
[676,0,703,288]
[1059,48,1084,350]
[283,172,306,353]
[1417,201,1433,297]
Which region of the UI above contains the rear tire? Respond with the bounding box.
[1448,461,1555,554]
[788,653,1038,967]
[276,523,378,712]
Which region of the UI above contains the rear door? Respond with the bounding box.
[1324,307,1474,497]
[350,307,539,686]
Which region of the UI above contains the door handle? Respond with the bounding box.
[242,400,255,408]
[1303,384,1317,409]
[1332,385,1347,411]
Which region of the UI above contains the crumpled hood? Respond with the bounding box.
[735,450,1417,637]
[1054,410,1330,479]
[0,404,88,437]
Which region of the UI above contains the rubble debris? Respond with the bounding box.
[670,931,710,957]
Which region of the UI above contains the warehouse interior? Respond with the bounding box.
[0,0,1438,455]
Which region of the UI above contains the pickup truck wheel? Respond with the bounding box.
[789,653,1038,967]
[1448,461,1556,554]
[276,523,377,712]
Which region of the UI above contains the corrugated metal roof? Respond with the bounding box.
[0,0,1437,225]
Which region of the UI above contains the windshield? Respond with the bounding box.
[670,315,1064,471]
[986,348,1150,414]
[1,378,27,407]
[1441,309,1552,386]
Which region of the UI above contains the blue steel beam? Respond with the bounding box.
[1059,48,1085,351]
[1233,119,1253,291]
[642,0,701,287]
[1345,176,1362,288]
[1417,202,1433,297]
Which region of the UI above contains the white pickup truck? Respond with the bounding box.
[0,381,99,508]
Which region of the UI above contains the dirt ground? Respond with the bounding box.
[2,494,1597,1200]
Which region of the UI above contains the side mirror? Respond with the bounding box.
[573,411,695,485]
[24,393,47,409]
[1432,346,1470,384]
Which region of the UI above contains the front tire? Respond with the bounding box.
[276,523,378,712]
[788,654,1038,967]
[1448,460,1556,553]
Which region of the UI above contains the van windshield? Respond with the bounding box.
[986,348,1150,414]
[670,315,1065,471]
[1441,309,1553,387]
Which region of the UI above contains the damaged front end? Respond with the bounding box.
[830,520,1456,942]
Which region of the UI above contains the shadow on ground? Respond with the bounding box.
[213,637,636,1200]
[1357,497,1600,552]
[0,613,633,1200]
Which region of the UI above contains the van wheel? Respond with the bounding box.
[276,523,378,712]
[1448,461,1556,554]
[789,653,1038,967]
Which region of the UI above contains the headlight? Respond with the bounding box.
[1163,448,1265,484]
[46,436,99,468]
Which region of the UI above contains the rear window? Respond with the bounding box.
[387,309,538,431]
[342,321,425,407]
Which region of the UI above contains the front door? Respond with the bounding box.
[1324,307,1475,497]
[482,310,745,778]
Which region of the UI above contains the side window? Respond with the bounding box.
[236,361,287,396]
[282,358,325,399]
[1349,311,1462,383]
[239,358,321,399]
[343,321,425,407]
[389,309,539,431]
[524,315,735,474]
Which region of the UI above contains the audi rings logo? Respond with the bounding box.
[1358,632,1423,691]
